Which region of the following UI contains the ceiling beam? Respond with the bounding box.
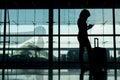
[0,0,119,9]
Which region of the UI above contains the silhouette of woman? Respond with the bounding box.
[77,9,94,80]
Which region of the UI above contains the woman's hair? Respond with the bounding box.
[79,9,90,18]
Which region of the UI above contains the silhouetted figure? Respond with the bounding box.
[77,9,94,80]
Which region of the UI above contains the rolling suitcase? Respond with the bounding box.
[92,38,107,80]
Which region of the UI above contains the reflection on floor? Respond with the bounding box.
[0,69,118,80]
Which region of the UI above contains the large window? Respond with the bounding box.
[0,8,119,80]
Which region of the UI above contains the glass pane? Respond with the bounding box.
[116,37,120,63]
[60,9,113,35]
[0,9,4,23]
[8,25,47,35]
[60,69,80,80]
[90,36,113,48]
[60,36,79,48]
[53,9,58,34]
[88,9,113,35]
[6,36,48,62]
[115,9,120,34]
[107,69,115,80]
[60,36,79,62]
[8,9,48,35]
[60,9,78,35]
[53,37,58,61]
[9,9,48,25]
[4,69,48,80]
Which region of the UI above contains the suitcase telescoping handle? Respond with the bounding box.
[94,38,99,47]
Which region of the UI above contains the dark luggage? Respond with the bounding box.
[92,38,107,80]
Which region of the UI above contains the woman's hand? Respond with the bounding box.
[87,24,94,30]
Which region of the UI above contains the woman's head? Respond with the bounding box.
[79,9,90,18]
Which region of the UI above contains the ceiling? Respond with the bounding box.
[0,0,120,9]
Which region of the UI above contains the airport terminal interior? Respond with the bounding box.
[0,0,120,80]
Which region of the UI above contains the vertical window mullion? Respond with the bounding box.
[112,8,117,80]
[49,2,53,80]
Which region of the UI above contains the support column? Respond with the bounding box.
[48,0,53,80]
